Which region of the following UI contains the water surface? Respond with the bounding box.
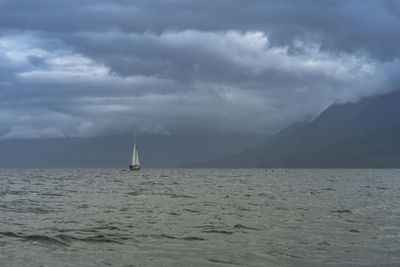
[1,169,399,266]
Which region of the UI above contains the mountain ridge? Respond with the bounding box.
[182,90,400,168]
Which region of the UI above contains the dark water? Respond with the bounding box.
[1,169,400,266]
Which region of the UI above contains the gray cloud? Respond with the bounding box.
[0,0,399,139]
[2,0,399,58]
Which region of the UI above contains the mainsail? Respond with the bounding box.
[134,144,139,166]
[130,140,140,170]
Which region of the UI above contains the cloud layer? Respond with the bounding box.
[1,0,399,138]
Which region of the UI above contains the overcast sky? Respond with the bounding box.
[0,0,399,139]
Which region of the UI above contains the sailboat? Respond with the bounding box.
[129,139,140,171]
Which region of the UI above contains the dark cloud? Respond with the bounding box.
[2,0,399,58]
[0,0,399,139]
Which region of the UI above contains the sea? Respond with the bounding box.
[0,169,399,266]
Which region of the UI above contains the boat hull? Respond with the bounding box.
[130,165,140,171]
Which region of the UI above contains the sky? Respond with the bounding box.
[0,0,399,139]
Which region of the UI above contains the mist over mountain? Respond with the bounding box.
[0,134,265,168]
[2,90,399,169]
[182,90,400,168]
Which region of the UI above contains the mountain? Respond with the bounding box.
[0,134,266,168]
[182,90,400,168]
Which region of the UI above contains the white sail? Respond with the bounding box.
[131,141,140,167]
[130,138,140,170]
[135,148,140,166]
[131,142,136,166]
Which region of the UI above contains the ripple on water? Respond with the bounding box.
[233,224,262,231]
[1,169,400,266]
[0,231,125,246]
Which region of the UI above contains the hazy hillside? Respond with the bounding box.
[182,90,400,168]
[0,134,266,168]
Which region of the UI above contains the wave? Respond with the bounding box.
[137,234,205,241]
[181,236,205,241]
[0,232,69,246]
[233,224,261,231]
[331,209,353,214]
[183,208,201,213]
[320,187,336,191]
[208,258,240,265]
[0,206,51,214]
[56,234,123,244]
[202,230,233,235]
[168,194,196,199]
[0,231,123,246]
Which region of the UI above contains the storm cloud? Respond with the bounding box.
[1,0,399,138]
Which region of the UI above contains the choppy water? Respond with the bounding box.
[1,169,400,266]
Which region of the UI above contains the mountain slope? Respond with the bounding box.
[262,126,400,168]
[183,90,400,168]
